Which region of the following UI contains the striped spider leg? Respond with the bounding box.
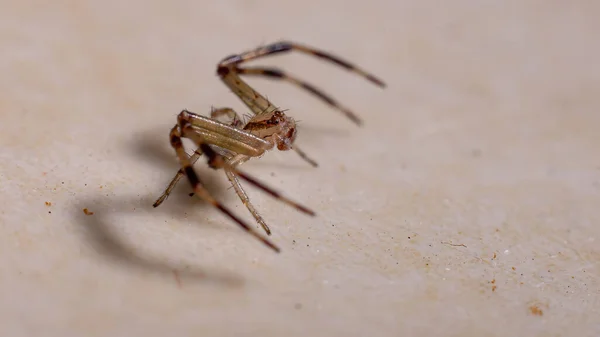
[169,109,315,252]
[154,41,385,240]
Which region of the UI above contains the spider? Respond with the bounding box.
[154,41,386,252]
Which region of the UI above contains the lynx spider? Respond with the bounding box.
[154,41,385,252]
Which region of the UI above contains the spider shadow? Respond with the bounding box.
[74,194,244,287]
[74,127,248,287]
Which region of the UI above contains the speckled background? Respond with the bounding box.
[1,1,599,336]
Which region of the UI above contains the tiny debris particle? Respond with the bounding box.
[48,211,51,214]
[529,305,543,316]
[492,252,497,259]
[294,303,302,310]
[441,241,467,248]
[189,192,195,197]
[512,267,516,271]
[492,285,497,292]
[44,201,52,207]
[83,208,94,216]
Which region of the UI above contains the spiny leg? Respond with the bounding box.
[218,41,386,88]
[292,146,318,167]
[186,139,316,218]
[169,124,280,252]
[210,107,243,129]
[237,66,364,126]
[224,168,272,235]
[217,41,385,126]
[153,107,245,208]
[153,146,203,207]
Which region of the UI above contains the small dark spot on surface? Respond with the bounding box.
[471,148,482,157]
[292,240,296,244]
[408,236,411,239]
[294,303,302,310]
[189,192,195,197]
[306,244,309,247]
[61,182,64,184]
[48,211,51,214]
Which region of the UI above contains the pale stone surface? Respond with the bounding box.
[1,1,599,336]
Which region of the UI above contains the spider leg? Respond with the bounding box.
[210,107,243,129]
[224,169,272,235]
[218,41,386,88]
[236,66,364,125]
[292,145,318,167]
[153,108,251,208]
[170,124,280,252]
[190,141,316,217]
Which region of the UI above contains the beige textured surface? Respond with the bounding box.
[1,1,599,336]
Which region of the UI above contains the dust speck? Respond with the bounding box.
[529,305,543,316]
[83,208,94,216]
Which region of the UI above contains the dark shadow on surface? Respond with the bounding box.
[74,194,244,287]
[74,123,333,284]
[72,127,251,287]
